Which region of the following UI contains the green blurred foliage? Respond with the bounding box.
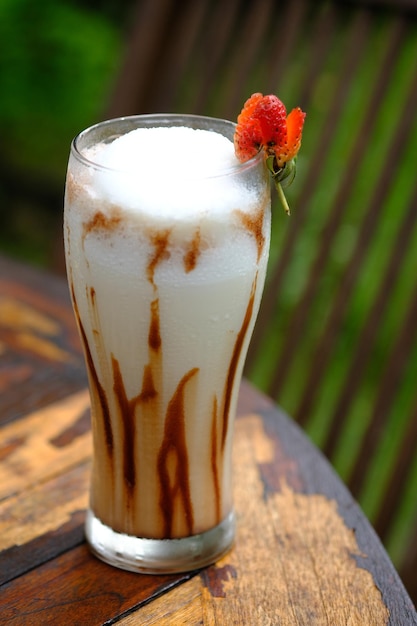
[0,0,123,184]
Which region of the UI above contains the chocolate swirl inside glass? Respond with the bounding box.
[64,114,271,573]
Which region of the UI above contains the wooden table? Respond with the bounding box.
[1,254,416,625]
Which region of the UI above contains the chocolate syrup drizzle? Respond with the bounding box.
[210,395,221,524]
[220,279,256,451]
[157,367,199,537]
[71,284,113,456]
[71,205,266,538]
[183,227,202,273]
[112,355,137,492]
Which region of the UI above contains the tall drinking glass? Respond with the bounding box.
[64,114,271,573]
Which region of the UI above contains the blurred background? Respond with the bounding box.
[1,0,417,604]
[0,0,131,269]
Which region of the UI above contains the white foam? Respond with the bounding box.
[96,127,239,176]
[83,127,256,219]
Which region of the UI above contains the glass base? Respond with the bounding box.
[85,509,236,574]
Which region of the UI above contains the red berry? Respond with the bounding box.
[252,95,287,159]
[234,93,305,168]
[275,107,306,168]
[234,93,264,162]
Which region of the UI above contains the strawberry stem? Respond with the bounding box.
[276,182,291,216]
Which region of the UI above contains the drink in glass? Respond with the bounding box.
[64,114,270,573]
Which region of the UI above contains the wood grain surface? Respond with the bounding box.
[1,255,416,625]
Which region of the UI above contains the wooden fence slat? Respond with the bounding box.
[250,7,373,393]
[217,0,276,120]
[147,0,210,113]
[294,2,340,109]
[264,0,311,94]
[188,0,242,114]
[292,30,417,426]
[399,515,417,610]
[245,2,344,373]
[323,174,417,459]
[374,401,417,541]
[105,0,176,117]
[347,283,417,497]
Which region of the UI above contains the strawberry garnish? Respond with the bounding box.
[234,93,306,214]
[277,106,305,167]
[234,93,264,161]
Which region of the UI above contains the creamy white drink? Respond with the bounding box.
[64,115,270,572]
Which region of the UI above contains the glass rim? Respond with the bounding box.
[70,113,265,179]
